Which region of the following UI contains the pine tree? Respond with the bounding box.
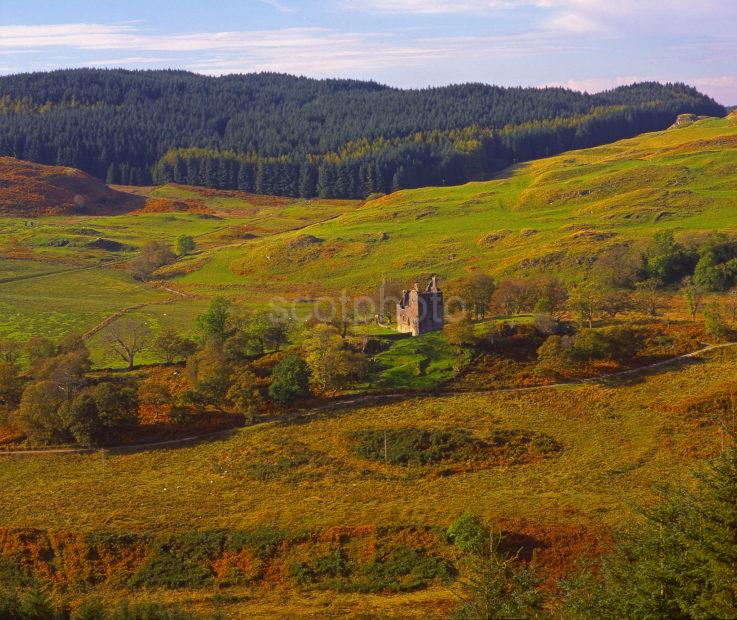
[567,445,737,619]
[299,163,317,198]
[105,162,117,184]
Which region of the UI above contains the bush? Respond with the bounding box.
[349,428,486,466]
[447,513,488,556]
[359,546,454,592]
[572,327,644,363]
[536,335,573,374]
[351,427,560,467]
[572,329,612,361]
[289,549,351,585]
[600,326,644,361]
[128,531,226,588]
[268,354,310,405]
[226,527,291,560]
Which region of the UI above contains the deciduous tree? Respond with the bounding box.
[104,319,151,370]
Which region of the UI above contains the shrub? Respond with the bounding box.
[226,527,291,560]
[704,301,728,341]
[12,380,70,445]
[572,329,613,361]
[176,235,196,256]
[268,354,310,405]
[127,240,176,280]
[350,427,560,467]
[600,326,644,362]
[128,531,226,588]
[447,513,488,556]
[349,428,485,466]
[359,546,454,593]
[289,549,351,585]
[536,335,573,374]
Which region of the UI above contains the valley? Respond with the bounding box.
[2,111,737,617]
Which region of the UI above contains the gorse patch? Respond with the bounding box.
[290,545,454,593]
[349,427,561,467]
[349,428,487,466]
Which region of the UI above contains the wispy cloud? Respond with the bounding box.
[85,56,175,66]
[256,0,296,13]
[345,0,538,14]
[0,23,581,76]
[352,0,737,38]
[0,8,735,103]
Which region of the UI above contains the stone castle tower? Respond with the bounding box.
[396,276,444,336]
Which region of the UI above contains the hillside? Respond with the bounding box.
[170,114,737,296]
[1,343,734,616]
[0,70,724,196]
[0,157,133,216]
[3,113,737,617]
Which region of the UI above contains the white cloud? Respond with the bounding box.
[256,0,296,12]
[85,56,175,66]
[349,0,539,14]
[543,76,644,93]
[0,23,582,77]
[0,18,735,103]
[353,0,737,38]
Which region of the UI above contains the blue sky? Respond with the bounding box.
[1,0,736,103]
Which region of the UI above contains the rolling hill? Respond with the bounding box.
[2,106,737,617]
[0,156,133,216]
[0,70,724,196]
[171,113,737,296]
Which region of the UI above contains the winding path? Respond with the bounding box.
[2,341,734,457]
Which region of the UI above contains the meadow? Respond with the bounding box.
[2,115,736,348]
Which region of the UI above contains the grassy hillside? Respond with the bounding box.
[168,114,737,296]
[0,183,361,362]
[0,346,732,616]
[2,118,737,616]
[2,115,737,366]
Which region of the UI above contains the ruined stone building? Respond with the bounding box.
[396,276,444,336]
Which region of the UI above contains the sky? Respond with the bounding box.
[0,0,736,104]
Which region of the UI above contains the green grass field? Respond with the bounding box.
[2,115,736,346]
[0,266,171,343]
[199,115,737,296]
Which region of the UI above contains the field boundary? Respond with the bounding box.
[2,341,734,457]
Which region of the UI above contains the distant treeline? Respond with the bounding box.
[0,69,725,197]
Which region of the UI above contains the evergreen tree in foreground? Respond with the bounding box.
[565,443,737,619]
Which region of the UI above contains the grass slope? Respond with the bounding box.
[2,347,730,532]
[182,115,737,295]
[0,347,731,616]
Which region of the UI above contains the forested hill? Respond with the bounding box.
[0,69,725,198]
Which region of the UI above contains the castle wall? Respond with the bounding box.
[396,283,444,336]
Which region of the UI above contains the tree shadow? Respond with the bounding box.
[587,354,708,388]
[498,530,547,563]
[105,427,238,455]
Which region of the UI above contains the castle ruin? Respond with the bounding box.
[396,276,444,336]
